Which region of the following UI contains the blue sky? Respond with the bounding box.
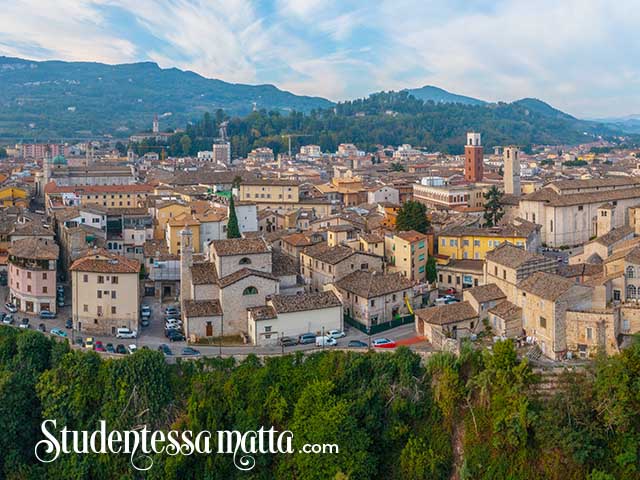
[0,0,639,118]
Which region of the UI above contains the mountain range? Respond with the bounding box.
[0,56,630,143]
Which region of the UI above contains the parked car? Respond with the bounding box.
[2,314,13,325]
[94,341,105,352]
[444,298,460,304]
[84,337,94,349]
[445,288,457,295]
[115,344,127,354]
[51,328,67,338]
[19,318,29,329]
[164,306,180,316]
[74,338,83,347]
[372,338,396,348]
[105,343,115,353]
[315,336,337,347]
[348,340,368,348]
[56,285,65,294]
[57,299,65,308]
[167,331,186,342]
[38,323,46,332]
[298,333,316,345]
[158,344,173,355]
[40,310,56,319]
[116,328,137,339]
[127,344,137,354]
[181,347,200,356]
[141,318,150,327]
[165,317,182,326]
[328,329,346,339]
[5,303,17,313]
[279,336,297,347]
[65,318,73,329]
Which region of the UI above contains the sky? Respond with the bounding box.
[0,0,639,118]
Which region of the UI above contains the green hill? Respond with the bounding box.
[405,85,486,105]
[0,56,333,139]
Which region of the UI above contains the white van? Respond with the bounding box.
[315,336,337,347]
[116,328,137,339]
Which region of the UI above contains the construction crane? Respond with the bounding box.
[281,133,312,160]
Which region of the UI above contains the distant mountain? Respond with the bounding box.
[591,114,640,134]
[404,85,486,106]
[0,56,333,139]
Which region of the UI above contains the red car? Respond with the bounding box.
[445,288,457,295]
[372,338,397,348]
[94,340,105,352]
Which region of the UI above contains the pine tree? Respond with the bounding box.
[396,201,429,234]
[226,178,242,239]
[483,185,505,227]
[426,255,437,284]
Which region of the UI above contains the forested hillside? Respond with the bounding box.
[133,92,624,159]
[0,327,638,479]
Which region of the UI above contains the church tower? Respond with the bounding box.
[153,114,159,134]
[503,146,521,195]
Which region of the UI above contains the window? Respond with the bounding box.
[111,306,116,314]
[627,284,636,299]
[27,285,31,292]
[243,286,258,295]
[449,239,457,246]
[463,239,469,246]
[441,238,445,246]
[27,271,31,279]
[83,304,88,312]
[627,266,635,279]
[42,272,47,280]
[97,306,103,316]
[578,206,583,211]
[370,299,375,307]
[418,241,425,249]
[238,257,252,265]
[265,326,272,332]
[97,276,104,284]
[614,289,621,301]
[539,316,547,329]
[474,239,480,247]
[494,266,498,275]
[97,291,102,299]
[111,291,116,299]
[550,220,553,232]
[586,327,593,340]
[112,276,118,284]
[418,253,425,261]
[43,286,48,294]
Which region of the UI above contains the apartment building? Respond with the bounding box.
[385,230,429,282]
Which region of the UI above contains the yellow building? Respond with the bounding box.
[239,179,300,206]
[385,230,429,283]
[154,201,191,239]
[438,221,539,261]
[44,183,153,211]
[166,214,201,255]
[0,186,29,208]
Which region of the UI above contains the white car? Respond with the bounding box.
[116,328,138,339]
[5,303,17,313]
[328,329,346,339]
[2,314,13,324]
[165,318,182,327]
[315,336,337,347]
[127,344,138,354]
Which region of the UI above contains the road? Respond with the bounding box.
[0,287,431,359]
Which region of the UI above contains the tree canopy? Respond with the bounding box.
[396,201,430,234]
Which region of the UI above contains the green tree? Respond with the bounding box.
[426,255,437,284]
[391,162,405,172]
[226,176,242,239]
[0,147,7,159]
[483,186,504,227]
[180,134,192,156]
[396,201,429,234]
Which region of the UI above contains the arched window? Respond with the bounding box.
[239,257,252,265]
[243,286,258,296]
[627,284,636,300]
[627,266,635,279]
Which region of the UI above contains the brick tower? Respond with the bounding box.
[464,132,483,183]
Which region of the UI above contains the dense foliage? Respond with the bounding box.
[396,201,430,234]
[483,186,505,227]
[0,326,638,479]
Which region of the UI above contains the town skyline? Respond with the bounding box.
[1,0,639,118]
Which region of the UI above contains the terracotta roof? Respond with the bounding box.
[486,243,552,270]
[241,179,299,186]
[11,222,54,237]
[8,237,59,260]
[326,224,356,233]
[488,300,522,322]
[301,243,362,265]
[70,250,140,273]
[590,225,634,247]
[211,238,269,256]
[271,291,341,314]
[272,250,298,277]
[464,283,506,304]
[441,259,485,273]
[440,221,537,239]
[217,268,277,288]
[360,232,384,243]
[183,299,222,317]
[415,301,478,326]
[522,185,640,207]
[518,271,579,301]
[45,182,154,194]
[557,263,603,278]
[395,230,428,242]
[191,262,218,285]
[550,177,640,191]
[282,233,314,247]
[335,270,413,298]
[247,305,277,321]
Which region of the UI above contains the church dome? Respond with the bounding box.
[52,154,67,165]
